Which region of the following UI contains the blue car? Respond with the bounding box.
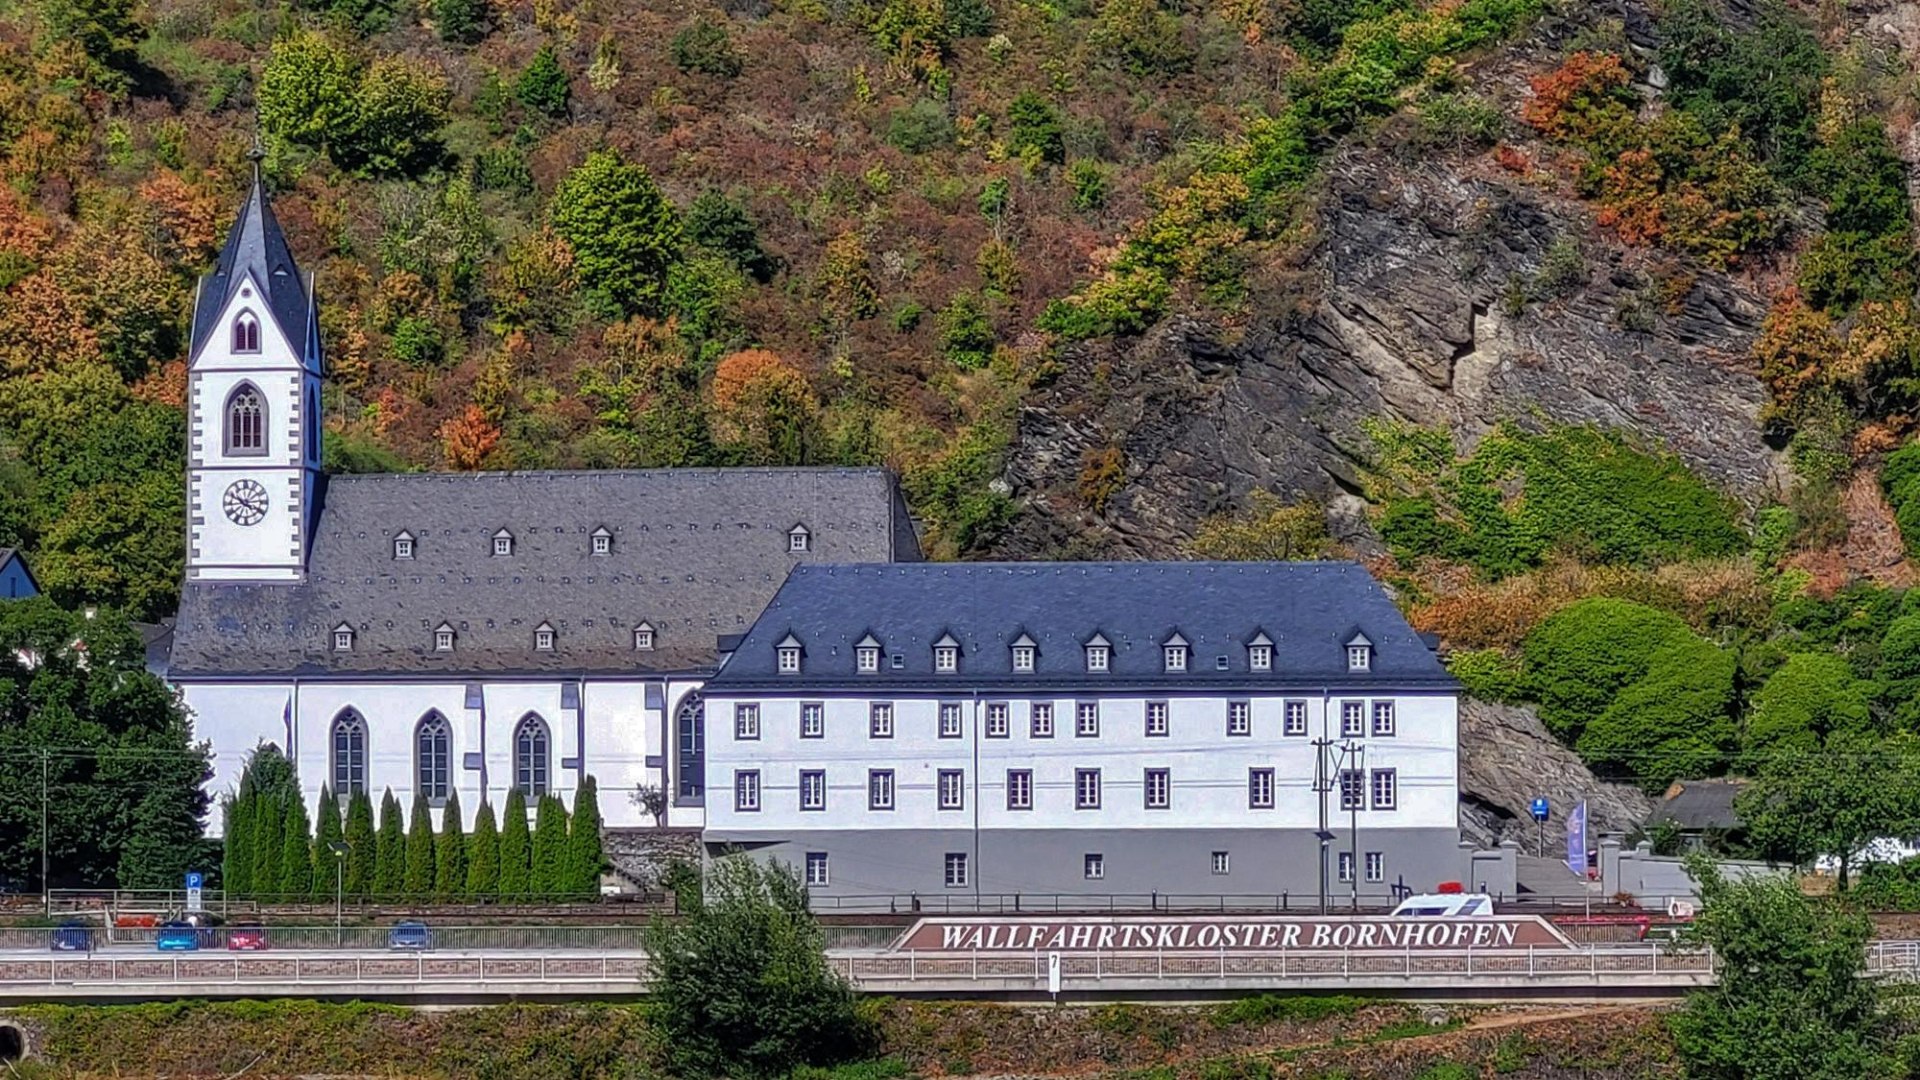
[387,921,432,951]
[156,922,205,951]
[49,921,92,952]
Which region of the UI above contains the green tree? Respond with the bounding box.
[686,191,774,282]
[375,789,405,899]
[516,44,571,118]
[670,18,743,78]
[937,292,994,370]
[39,0,144,85]
[434,788,467,900]
[1738,736,1920,890]
[221,795,250,898]
[311,785,343,900]
[1186,492,1335,560]
[280,790,313,899]
[1577,636,1737,791]
[531,793,570,898]
[1670,856,1894,1078]
[645,857,873,1077]
[1007,91,1064,164]
[432,0,486,44]
[1879,612,1920,726]
[343,790,376,898]
[466,801,500,900]
[404,790,436,898]
[498,788,531,901]
[250,792,285,900]
[567,776,605,896]
[258,31,448,176]
[1744,652,1874,764]
[549,150,684,318]
[36,476,185,622]
[118,772,212,892]
[1521,598,1698,744]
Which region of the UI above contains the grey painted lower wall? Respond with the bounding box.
[707,828,1469,903]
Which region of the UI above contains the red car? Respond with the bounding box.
[226,922,269,951]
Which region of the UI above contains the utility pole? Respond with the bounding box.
[1343,740,1363,912]
[1312,736,1333,915]
[330,841,349,947]
[40,748,49,914]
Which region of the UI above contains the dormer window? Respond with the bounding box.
[232,311,260,353]
[534,622,555,651]
[332,624,354,652]
[393,532,415,560]
[788,524,811,553]
[434,623,456,652]
[1085,634,1111,674]
[856,634,881,674]
[1163,632,1189,673]
[777,633,804,674]
[933,633,959,674]
[1346,633,1372,672]
[492,529,514,557]
[1248,632,1273,673]
[634,623,655,651]
[591,527,612,556]
[1010,633,1036,673]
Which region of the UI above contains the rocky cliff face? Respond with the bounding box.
[997,146,1784,558]
[1458,698,1653,849]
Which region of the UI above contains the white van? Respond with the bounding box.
[1390,893,1494,917]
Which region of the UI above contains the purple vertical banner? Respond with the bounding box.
[1566,799,1588,877]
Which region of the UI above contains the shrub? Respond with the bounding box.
[1068,159,1108,210]
[671,18,743,78]
[645,857,874,1077]
[885,99,953,153]
[1656,0,1825,181]
[1447,648,1527,702]
[937,291,994,369]
[685,190,775,282]
[1744,652,1873,764]
[432,0,486,44]
[1576,635,1735,790]
[1884,442,1920,555]
[516,44,570,118]
[1007,91,1064,164]
[1521,597,1698,744]
[1187,492,1334,560]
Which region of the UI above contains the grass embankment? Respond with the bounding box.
[0,996,1681,1079]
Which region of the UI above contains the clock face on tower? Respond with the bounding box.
[222,479,269,526]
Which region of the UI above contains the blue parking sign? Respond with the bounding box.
[184,872,203,889]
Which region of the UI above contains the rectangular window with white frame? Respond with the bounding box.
[1371,768,1397,810]
[1145,701,1169,737]
[939,702,964,739]
[1086,644,1109,672]
[1341,700,1365,737]
[734,770,760,813]
[1249,767,1275,809]
[799,769,826,812]
[734,703,760,740]
[1012,644,1035,672]
[1338,851,1355,883]
[1076,702,1099,738]
[800,702,824,739]
[1348,644,1371,671]
[1212,850,1230,876]
[1249,644,1271,672]
[1372,700,1396,737]
[1084,853,1105,880]
[938,769,965,810]
[1365,851,1384,883]
[1075,768,1101,810]
[1284,700,1308,737]
[868,769,895,811]
[1031,702,1054,738]
[944,852,968,888]
[804,852,829,887]
[1227,700,1251,737]
[1144,767,1170,810]
[985,702,1009,738]
[869,702,893,739]
[1163,645,1186,672]
[857,647,879,674]
[1006,769,1033,810]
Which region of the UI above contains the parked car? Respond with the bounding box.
[1390,892,1495,917]
[48,921,93,952]
[226,922,270,951]
[156,921,206,951]
[387,921,432,951]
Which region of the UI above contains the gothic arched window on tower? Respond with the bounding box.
[232,311,261,353]
[226,384,267,457]
[306,386,319,463]
[416,712,451,804]
[514,714,549,798]
[332,709,368,795]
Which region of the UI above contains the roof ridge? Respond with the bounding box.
[327,466,893,483]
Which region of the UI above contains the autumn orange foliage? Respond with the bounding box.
[439,404,502,470]
[1521,51,1630,140]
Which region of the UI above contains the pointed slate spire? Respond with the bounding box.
[189,156,311,360]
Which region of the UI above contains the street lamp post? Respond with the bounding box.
[328,841,349,947]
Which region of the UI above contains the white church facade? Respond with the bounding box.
[169,171,920,835]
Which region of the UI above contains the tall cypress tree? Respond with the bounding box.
[343,789,376,898]
[311,785,343,900]
[498,788,531,902]
[280,790,313,899]
[375,790,406,899]
[466,800,500,900]
[434,789,467,901]
[250,794,285,900]
[566,775,605,897]
[221,794,252,899]
[530,793,570,899]
[404,790,436,899]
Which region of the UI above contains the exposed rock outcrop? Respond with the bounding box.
[1457,698,1653,849]
[997,148,1784,558]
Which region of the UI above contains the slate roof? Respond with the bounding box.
[189,172,310,357]
[169,467,919,678]
[1652,779,1745,832]
[707,561,1454,691]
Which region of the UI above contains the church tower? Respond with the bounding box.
[185,160,323,582]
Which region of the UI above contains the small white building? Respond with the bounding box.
[168,170,919,834]
[702,562,1462,899]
